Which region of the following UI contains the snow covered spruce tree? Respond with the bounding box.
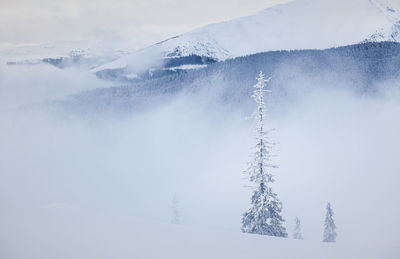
[322,202,337,242]
[171,195,180,225]
[293,217,303,240]
[241,71,287,237]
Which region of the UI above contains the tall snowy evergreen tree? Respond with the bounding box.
[171,195,180,225]
[293,217,303,240]
[323,202,337,242]
[241,71,287,237]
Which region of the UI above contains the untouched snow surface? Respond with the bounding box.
[1,208,398,259]
[94,0,400,72]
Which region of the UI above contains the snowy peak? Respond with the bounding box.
[370,0,400,20]
[156,0,400,57]
[366,0,400,41]
[93,0,400,78]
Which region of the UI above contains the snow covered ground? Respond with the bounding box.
[1,208,398,259]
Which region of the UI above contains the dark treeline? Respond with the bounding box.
[56,42,400,115]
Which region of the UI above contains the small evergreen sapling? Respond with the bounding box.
[171,195,180,225]
[293,217,303,240]
[323,202,337,242]
[241,71,287,237]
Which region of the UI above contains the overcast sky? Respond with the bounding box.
[0,0,290,50]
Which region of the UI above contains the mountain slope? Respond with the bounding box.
[93,0,400,77]
[55,42,400,115]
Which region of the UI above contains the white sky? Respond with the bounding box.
[0,0,290,50]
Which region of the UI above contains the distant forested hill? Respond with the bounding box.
[56,42,400,115]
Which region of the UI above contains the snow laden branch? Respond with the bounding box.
[241,71,287,237]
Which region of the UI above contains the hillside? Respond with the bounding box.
[56,42,400,115]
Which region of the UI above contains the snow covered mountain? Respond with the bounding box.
[93,0,400,79]
[0,41,128,70]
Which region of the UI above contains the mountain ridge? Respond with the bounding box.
[92,0,400,80]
